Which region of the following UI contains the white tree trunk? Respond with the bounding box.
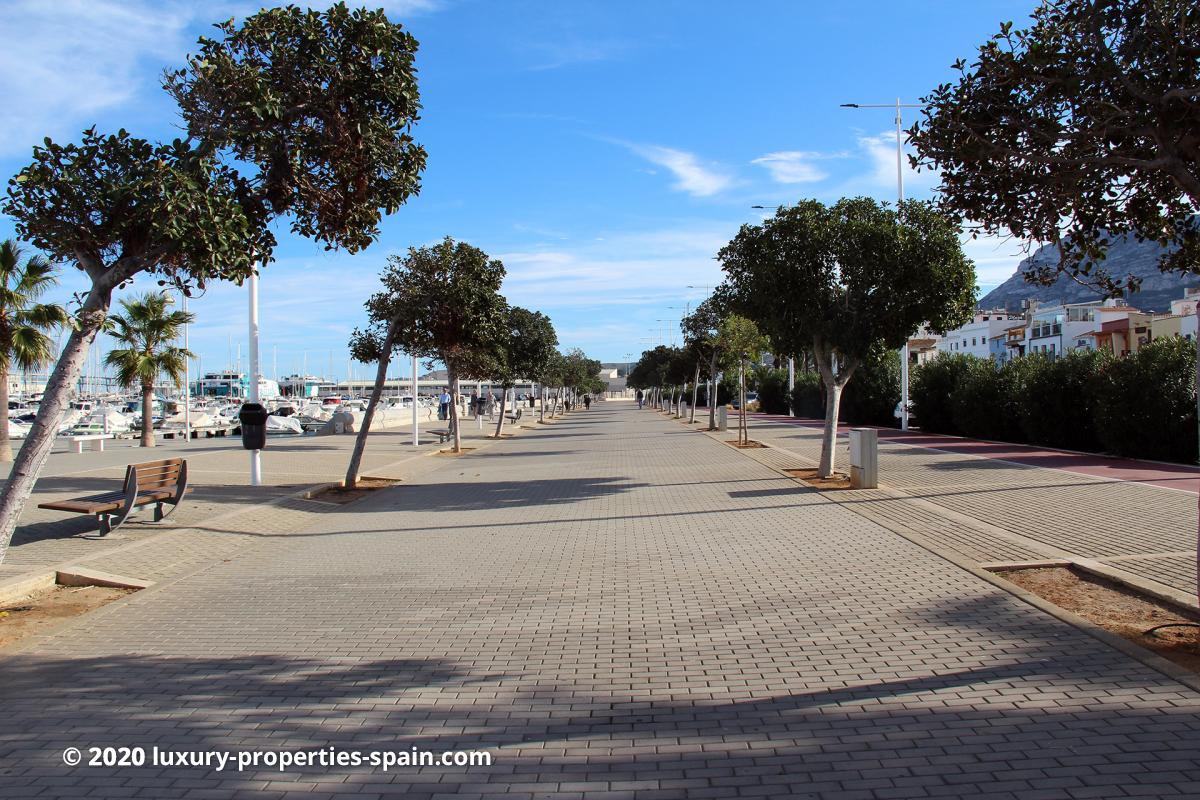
[689,362,700,424]
[449,370,462,452]
[708,352,718,430]
[493,386,508,438]
[0,281,112,562]
[813,339,860,478]
[344,321,397,488]
[739,361,747,445]
[0,370,11,463]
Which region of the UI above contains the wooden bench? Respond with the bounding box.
[504,408,523,424]
[68,434,112,453]
[38,457,188,536]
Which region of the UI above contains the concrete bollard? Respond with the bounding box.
[849,428,878,489]
[717,406,728,432]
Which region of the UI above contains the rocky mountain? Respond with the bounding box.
[978,234,1200,313]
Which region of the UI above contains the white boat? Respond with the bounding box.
[159,411,216,431]
[266,414,303,435]
[70,407,132,436]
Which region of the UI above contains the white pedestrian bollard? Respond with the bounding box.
[849,428,879,489]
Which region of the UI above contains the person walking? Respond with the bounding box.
[583,394,591,410]
[636,389,644,410]
[438,387,451,421]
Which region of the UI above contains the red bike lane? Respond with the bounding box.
[749,412,1200,495]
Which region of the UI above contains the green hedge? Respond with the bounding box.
[1018,349,1108,452]
[950,356,1032,443]
[1093,337,1197,463]
[910,339,1197,463]
[840,344,901,427]
[791,371,823,418]
[910,353,973,435]
[755,368,791,414]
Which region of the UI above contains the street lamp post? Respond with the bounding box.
[248,267,262,486]
[841,98,922,431]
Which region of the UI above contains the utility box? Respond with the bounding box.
[717,406,728,431]
[849,428,878,489]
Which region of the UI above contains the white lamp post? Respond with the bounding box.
[841,98,922,431]
[248,268,262,485]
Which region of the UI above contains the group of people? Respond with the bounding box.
[434,387,593,423]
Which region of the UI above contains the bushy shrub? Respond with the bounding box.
[1093,336,1197,463]
[840,344,901,427]
[1017,349,1108,451]
[792,371,824,418]
[755,367,791,414]
[950,357,1030,442]
[910,353,974,434]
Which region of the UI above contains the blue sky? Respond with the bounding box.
[0,0,1035,379]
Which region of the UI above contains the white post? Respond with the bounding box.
[248,269,262,486]
[787,356,795,415]
[896,97,910,431]
[411,352,419,446]
[183,292,191,443]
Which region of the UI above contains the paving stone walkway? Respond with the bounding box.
[2,403,1199,799]
[724,412,1200,600]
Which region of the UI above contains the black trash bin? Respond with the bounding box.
[239,403,269,450]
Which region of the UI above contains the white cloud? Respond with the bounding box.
[751,150,842,184]
[0,0,444,158]
[523,38,631,71]
[851,128,938,197]
[0,0,192,156]
[627,144,734,197]
[960,230,1032,291]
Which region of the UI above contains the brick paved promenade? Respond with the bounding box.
[2,404,1200,798]
[735,412,1200,600]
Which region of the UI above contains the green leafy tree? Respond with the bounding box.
[534,350,567,422]
[721,198,974,476]
[681,299,725,426]
[487,306,558,437]
[104,293,195,448]
[0,241,69,461]
[909,0,1200,599]
[353,238,505,457]
[0,3,426,559]
[718,315,770,446]
[911,0,1200,295]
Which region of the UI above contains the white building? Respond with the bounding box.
[936,312,1024,361]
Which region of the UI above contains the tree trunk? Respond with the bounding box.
[818,379,843,477]
[0,281,113,562]
[539,385,545,423]
[141,383,155,447]
[689,362,700,424]
[0,370,11,463]
[449,369,462,452]
[708,352,718,430]
[1195,332,1199,605]
[739,361,747,445]
[494,386,508,438]
[813,339,861,479]
[344,321,398,488]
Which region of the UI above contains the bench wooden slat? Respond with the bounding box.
[37,456,187,534]
[39,490,172,515]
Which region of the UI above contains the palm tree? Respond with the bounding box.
[0,241,70,462]
[104,293,195,448]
